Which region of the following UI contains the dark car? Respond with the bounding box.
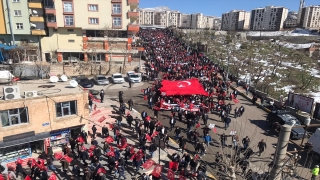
[266,110,305,140]
[77,78,94,88]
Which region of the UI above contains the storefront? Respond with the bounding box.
[0,131,50,163]
[48,125,83,152]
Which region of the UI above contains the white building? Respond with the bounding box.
[139,9,155,25]
[167,11,182,27]
[221,10,251,31]
[300,5,320,30]
[250,6,289,31]
[180,14,191,28]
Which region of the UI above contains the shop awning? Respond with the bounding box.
[0,132,51,148]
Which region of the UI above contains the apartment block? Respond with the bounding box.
[180,14,191,28]
[0,0,44,61]
[40,0,140,62]
[250,6,288,31]
[221,10,250,31]
[139,9,155,25]
[0,82,89,163]
[300,5,320,30]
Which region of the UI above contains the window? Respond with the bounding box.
[56,101,77,117]
[63,2,73,13]
[112,4,121,14]
[16,23,23,29]
[89,18,99,24]
[67,29,74,32]
[64,16,74,26]
[113,17,121,27]
[88,4,98,11]
[68,39,75,43]
[12,0,20,2]
[0,108,29,127]
[14,10,21,16]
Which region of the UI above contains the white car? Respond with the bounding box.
[127,71,141,83]
[111,73,125,84]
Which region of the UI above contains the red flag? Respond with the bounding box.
[155,121,162,126]
[169,161,179,170]
[130,146,135,154]
[167,169,175,180]
[92,109,101,116]
[233,98,240,103]
[117,143,128,150]
[76,136,84,143]
[195,122,201,128]
[105,136,114,143]
[141,89,144,93]
[142,159,155,170]
[146,134,152,141]
[213,127,217,133]
[93,104,97,111]
[81,146,87,151]
[96,167,107,174]
[16,158,23,164]
[63,155,73,163]
[151,131,159,138]
[144,95,147,100]
[106,151,115,157]
[109,124,114,129]
[110,146,114,152]
[152,164,163,177]
[146,116,151,121]
[126,111,131,116]
[48,173,57,180]
[179,175,186,180]
[89,145,96,151]
[98,116,106,123]
[130,154,136,160]
[30,159,37,168]
[24,175,32,180]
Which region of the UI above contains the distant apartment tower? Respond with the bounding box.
[213,18,222,30]
[180,14,191,28]
[154,11,181,27]
[221,10,250,31]
[139,9,155,25]
[250,6,289,31]
[168,11,181,27]
[300,5,320,30]
[297,0,306,24]
[190,13,207,29]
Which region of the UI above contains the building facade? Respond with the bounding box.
[0,85,89,163]
[284,11,298,28]
[250,6,288,31]
[40,0,139,62]
[300,5,320,30]
[221,10,250,31]
[138,9,155,25]
[213,18,222,30]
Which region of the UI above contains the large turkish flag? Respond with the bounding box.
[160,78,208,96]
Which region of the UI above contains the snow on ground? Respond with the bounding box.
[277,42,314,49]
[246,28,319,37]
[309,92,320,102]
[274,85,296,92]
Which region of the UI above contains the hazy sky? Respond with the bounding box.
[139,0,320,16]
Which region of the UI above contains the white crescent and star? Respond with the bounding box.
[177,81,192,88]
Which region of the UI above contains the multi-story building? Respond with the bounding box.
[153,10,181,27]
[40,0,140,62]
[300,5,320,30]
[297,0,306,24]
[180,14,191,28]
[221,10,250,31]
[250,6,288,31]
[167,11,181,27]
[138,9,155,25]
[0,0,45,61]
[190,13,206,29]
[213,18,222,30]
[0,82,89,163]
[284,11,298,28]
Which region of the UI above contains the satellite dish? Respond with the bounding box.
[31,23,36,28]
[49,76,59,83]
[32,10,37,14]
[61,75,68,82]
[70,80,78,87]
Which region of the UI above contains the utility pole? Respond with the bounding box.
[269,124,292,180]
[6,0,15,45]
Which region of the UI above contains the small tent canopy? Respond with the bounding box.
[0,44,18,62]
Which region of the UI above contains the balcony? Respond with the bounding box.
[128,0,139,9]
[127,11,139,19]
[112,24,122,29]
[28,0,43,8]
[111,0,122,3]
[31,29,46,35]
[30,16,44,22]
[127,24,139,32]
[46,14,56,27]
[44,0,55,14]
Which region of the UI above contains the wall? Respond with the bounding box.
[2,0,31,35]
[0,92,89,141]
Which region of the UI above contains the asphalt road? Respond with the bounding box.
[103,81,313,179]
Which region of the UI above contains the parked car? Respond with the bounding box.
[77,77,94,88]
[111,73,125,84]
[266,110,305,140]
[127,71,141,83]
[93,75,109,85]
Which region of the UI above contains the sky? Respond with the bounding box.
[139,0,320,17]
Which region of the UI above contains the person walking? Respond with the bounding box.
[257,139,267,156]
[102,125,109,138]
[174,126,181,140]
[128,99,134,111]
[81,130,88,144]
[149,143,157,158]
[128,80,132,88]
[224,116,231,130]
[178,136,187,153]
[311,165,319,180]
[91,125,97,138]
[100,89,105,103]
[220,133,227,147]
[242,136,251,150]
[203,134,212,147]
[169,115,176,131]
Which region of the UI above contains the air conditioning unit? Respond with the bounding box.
[24,91,38,98]
[3,86,20,100]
